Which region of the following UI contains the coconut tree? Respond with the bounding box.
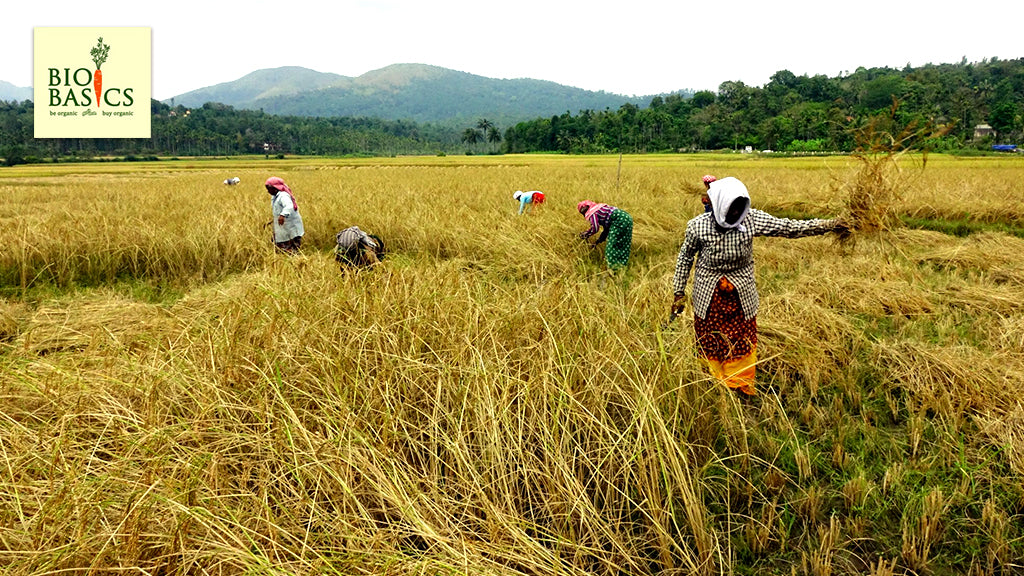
[487,126,502,146]
[461,128,482,153]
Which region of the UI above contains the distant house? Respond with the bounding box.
[974,124,995,139]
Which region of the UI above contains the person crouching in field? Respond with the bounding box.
[335,226,385,267]
[513,190,545,215]
[670,177,848,397]
[577,200,633,270]
[265,177,304,253]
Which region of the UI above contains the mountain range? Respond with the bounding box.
[165,64,666,126]
[2,64,681,127]
[0,80,32,102]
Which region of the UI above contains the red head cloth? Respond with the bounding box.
[265,177,297,210]
[702,174,717,185]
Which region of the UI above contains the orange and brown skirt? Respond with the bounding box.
[693,277,758,395]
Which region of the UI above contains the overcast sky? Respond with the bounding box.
[5,0,1023,101]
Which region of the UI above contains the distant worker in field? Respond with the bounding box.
[335,226,385,268]
[700,174,716,213]
[577,200,634,270]
[513,190,545,215]
[670,176,848,397]
[264,176,304,253]
[224,176,241,185]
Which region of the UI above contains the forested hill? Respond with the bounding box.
[167,64,657,126]
[504,57,1024,153]
[169,66,351,109]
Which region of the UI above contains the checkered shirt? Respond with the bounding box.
[673,210,836,320]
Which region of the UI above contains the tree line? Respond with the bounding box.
[2,57,1023,165]
[0,100,465,164]
[504,58,1024,154]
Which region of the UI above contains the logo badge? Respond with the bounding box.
[34,27,151,138]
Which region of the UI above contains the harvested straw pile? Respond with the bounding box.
[16,294,177,355]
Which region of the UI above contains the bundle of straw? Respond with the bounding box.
[840,151,903,236]
[835,99,950,244]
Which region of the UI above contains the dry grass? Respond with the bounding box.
[1,154,1023,574]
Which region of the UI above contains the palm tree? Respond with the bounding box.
[486,126,502,145]
[461,128,482,148]
[476,118,494,134]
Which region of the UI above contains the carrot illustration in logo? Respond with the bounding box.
[90,37,110,107]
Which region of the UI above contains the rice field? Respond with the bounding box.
[1,153,1023,575]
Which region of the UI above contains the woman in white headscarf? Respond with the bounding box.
[670,177,847,397]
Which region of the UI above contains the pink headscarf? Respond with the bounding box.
[585,203,609,220]
[265,176,298,210]
[576,200,609,220]
[702,174,717,185]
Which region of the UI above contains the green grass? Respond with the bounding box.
[900,215,1024,239]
